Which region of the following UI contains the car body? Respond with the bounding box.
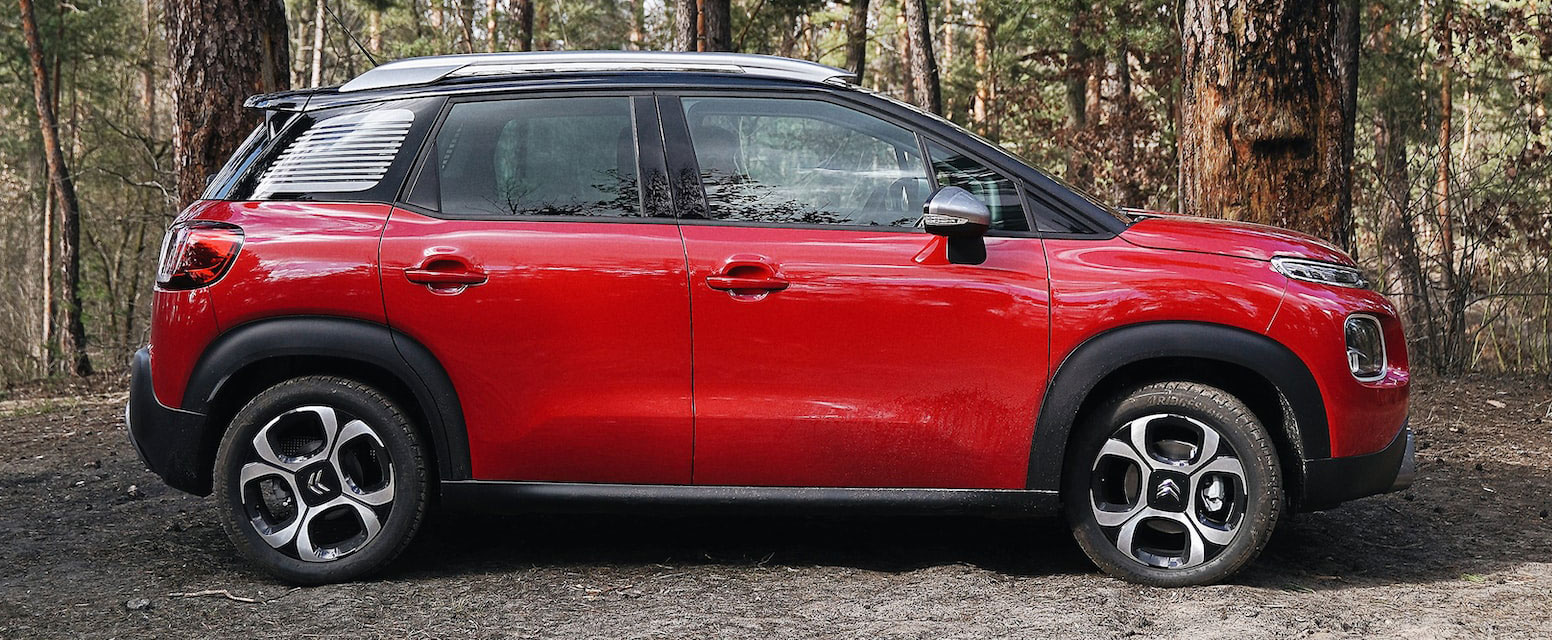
[126,52,1413,586]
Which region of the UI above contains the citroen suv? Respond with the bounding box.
[126,51,1414,586]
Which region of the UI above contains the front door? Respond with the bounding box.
[381,94,693,484]
[666,94,1051,489]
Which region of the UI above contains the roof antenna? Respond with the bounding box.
[320,0,380,68]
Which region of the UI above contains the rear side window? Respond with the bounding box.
[415,97,641,218]
[681,97,930,228]
[222,98,439,204]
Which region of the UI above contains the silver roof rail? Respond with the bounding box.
[338,51,856,93]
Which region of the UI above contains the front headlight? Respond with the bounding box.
[1344,314,1386,381]
[1271,257,1367,288]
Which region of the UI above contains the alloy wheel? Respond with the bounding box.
[1088,412,1247,569]
[238,405,395,563]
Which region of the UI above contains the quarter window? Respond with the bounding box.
[425,97,641,217]
[682,97,931,227]
[925,141,1030,232]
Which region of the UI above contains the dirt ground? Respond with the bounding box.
[2,374,1550,639]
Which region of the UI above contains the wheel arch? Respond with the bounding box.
[1027,322,1328,504]
[181,316,471,495]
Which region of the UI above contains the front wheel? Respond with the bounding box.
[213,376,429,584]
[1063,381,1282,586]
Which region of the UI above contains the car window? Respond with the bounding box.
[925,141,1030,232]
[681,97,930,227]
[428,97,640,217]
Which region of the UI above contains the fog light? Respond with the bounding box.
[1345,314,1385,381]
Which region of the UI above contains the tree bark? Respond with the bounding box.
[165,0,290,209]
[486,0,498,52]
[369,3,382,53]
[703,0,732,52]
[515,0,533,51]
[20,0,92,376]
[971,15,993,132]
[1177,0,1352,245]
[844,0,869,82]
[629,0,645,50]
[1332,0,1360,255]
[901,0,941,114]
[310,0,326,86]
[1064,0,1092,187]
[674,0,696,51]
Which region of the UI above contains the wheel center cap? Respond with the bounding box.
[1148,470,1191,512]
[297,462,340,507]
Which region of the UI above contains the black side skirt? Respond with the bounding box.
[441,481,1059,517]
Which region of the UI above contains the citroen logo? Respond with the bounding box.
[1154,478,1182,503]
[306,468,330,495]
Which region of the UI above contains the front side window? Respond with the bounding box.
[426,96,640,217]
[926,141,1030,232]
[682,97,930,227]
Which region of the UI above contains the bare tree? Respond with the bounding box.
[901,0,941,114]
[164,0,290,209]
[1178,0,1353,244]
[844,0,869,81]
[703,0,732,52]
[19,0,92,376]
[515,0,533,51]
[674,0,697,51]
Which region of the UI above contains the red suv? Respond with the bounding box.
[127,52,1413,587]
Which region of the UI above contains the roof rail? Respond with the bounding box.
[338,51,856,93]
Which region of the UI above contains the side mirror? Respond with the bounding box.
[921,186,990,238]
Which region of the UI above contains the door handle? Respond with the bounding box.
[706,256,787,293]
[405,257,488,287]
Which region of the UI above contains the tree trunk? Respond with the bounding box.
[19,0,92,376]
[844,0,869,82]
[629,0,644,50]
[165,0,290,209]
[1177,0,1351,245]
[896,5,914,105]
[703,0,732,52]
[1434,2,1464,372]
[1064,0,1092,187]
[1115,44,1139,205]
[515,0,533,51]
[674,0,696,50]
[459,0,476,53]
[971,16,992,132]
[1332,0,1360,255]
[487,0,498,52]
[40,174,54,375]
[901,0,941,114]
[369,4,382,54]
[310,0,326,86]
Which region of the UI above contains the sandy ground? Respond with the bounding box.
[1,374,1549,639]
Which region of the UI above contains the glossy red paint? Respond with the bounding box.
[681,226,1050,489]
[1124,214,1357,266]
[378,209,694,484]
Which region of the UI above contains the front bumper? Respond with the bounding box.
[1299,420,1415,511]
[126,347,213,496]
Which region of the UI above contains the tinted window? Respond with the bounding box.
[926,141,1029,232]
[682,97,930,227]
[428,97,640,217]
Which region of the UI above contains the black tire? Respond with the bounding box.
[1062,381,1281,587]
[213,376,429,585]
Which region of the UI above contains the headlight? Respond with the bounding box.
[1271,257,1367,288]
[1344,314,1386,381]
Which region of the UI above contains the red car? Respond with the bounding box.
[126,52,1413,587]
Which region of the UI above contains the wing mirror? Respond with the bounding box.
[922,186,990,238]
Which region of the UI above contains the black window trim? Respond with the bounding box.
[395,88,676,224]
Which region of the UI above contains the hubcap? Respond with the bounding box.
[238,405,395,562]
[1089,413,1247,570]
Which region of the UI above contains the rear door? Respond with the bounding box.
[664,93,1051,489]
[380,93,694,484]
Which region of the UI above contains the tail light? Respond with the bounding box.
[156,221,244,290]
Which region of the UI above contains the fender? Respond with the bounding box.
[182,316,472,482]
[1025,322,1328,492]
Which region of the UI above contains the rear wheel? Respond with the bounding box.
[213,376,428,584]
[1063,381,1281,586]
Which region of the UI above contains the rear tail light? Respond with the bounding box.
[156,221,244,290]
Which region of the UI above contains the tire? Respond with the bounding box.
[1062,381,1282,587]
[213,376,429,585]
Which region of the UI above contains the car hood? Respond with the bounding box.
[1119,214,1356,266]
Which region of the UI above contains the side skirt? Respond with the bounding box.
[441,481,1060,517]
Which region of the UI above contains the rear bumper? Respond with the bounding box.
[1299,420,1414,511]
[127,347,213,496]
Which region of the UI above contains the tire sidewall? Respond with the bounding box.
[1063,382,1282,587]
[213,377,428,585]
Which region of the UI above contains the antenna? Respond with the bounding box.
[320,0,381,68]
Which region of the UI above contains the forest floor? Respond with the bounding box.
[1,374,1550,639]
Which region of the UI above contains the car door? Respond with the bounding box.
[664,93,1051,490]
[381,93,694,484]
